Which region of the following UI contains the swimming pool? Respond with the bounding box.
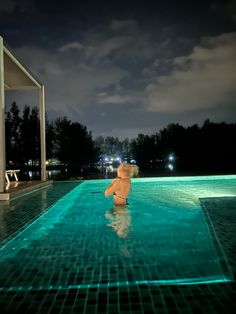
[0,175,235,291]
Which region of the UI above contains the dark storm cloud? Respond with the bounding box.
[2,0,236,138]
[0,0,33,14]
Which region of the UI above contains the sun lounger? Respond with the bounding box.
[5,170,20,184]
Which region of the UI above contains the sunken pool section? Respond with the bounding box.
[0,176,235,291]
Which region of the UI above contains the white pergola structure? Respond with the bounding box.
[0,36,46,195]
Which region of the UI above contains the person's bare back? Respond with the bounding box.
[105,177,130,205]
[105,163,138,206]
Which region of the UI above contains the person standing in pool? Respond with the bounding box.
[105,163,139,206]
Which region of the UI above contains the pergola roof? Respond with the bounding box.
[3,40,42,90]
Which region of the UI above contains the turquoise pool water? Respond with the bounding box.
[0,175,235,291]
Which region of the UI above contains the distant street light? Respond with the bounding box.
[168,154,174,161]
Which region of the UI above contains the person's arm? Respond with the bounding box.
[105,179,119,197]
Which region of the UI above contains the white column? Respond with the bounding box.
[39,85,46,181]
[0,37,6,192]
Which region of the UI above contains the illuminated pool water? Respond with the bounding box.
[0,175,235,291]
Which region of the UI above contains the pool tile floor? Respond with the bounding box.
[0,191,236,313]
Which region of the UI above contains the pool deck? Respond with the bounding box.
[0,188,235,313]
[0,180,53,201]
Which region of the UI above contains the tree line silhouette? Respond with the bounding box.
[5,102,236,175]
[131,121,236,173]
[5,102,98,172]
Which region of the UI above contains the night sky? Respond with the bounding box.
[1,0,236,139]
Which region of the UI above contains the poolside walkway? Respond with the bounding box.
[0,180,53,201]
